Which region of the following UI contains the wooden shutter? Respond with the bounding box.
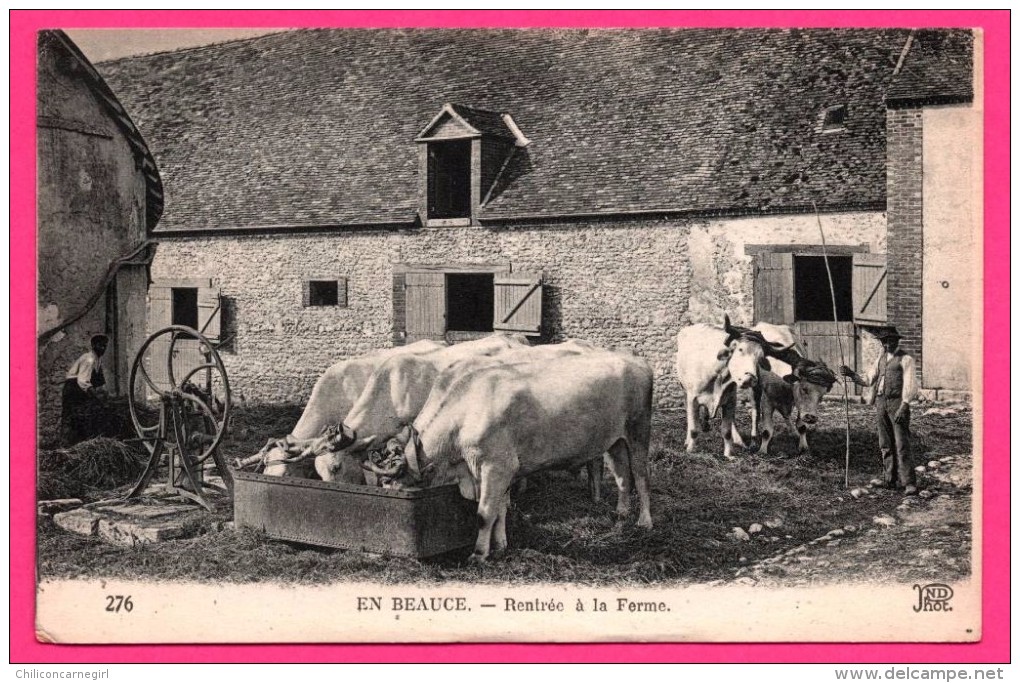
[753,252,794,324]
[405,271,446,341]
[337,277,348,308]
[146,285,173,392]
[852,253,888,324]
[493,272,543,335]
[197,286,221,341]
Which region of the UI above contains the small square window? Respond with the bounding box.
[820,104,848,133]
[304,279,347,307]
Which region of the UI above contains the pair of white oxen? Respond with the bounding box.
[675,316,838,460]
[243,334,654,562]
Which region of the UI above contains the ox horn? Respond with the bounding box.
[723,314,738,345]
[361,459,404,477]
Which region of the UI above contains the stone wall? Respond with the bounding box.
[150,210,884,410]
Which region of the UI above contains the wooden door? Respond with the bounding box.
[793,320,856,389]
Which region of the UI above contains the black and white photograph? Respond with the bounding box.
[33,23,983,644]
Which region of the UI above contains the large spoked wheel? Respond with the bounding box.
[126,325,232,508]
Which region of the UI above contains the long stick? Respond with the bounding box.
[813,202,853,488]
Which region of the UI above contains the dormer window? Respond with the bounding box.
[427,140,472,220]
[415,103,530,227]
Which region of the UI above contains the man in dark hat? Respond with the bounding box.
[840,326,919,495]
[60,333,110,446]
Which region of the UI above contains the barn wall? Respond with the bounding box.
[921,103,982,392]
[149,210,883,410]
[36,43,150,441]
[686,211,887,326]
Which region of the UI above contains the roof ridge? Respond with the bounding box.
[95,28,297,65]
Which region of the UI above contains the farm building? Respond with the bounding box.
[36,30,163,438]
[93,28,977,409]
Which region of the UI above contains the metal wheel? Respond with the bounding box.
[127,325,232,505]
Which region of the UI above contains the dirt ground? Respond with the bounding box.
[729,449,974,587]
[36,398,975,586]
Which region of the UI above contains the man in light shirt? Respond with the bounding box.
[60,333,109,446]
[840,326,919,496]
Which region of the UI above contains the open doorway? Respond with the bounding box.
[794,255,853,321]
[446,273,494,332]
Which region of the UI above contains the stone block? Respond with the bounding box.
[53,508,101,536]
[88,501,195,520]
[38,499,83,515]
[97,518,189,547]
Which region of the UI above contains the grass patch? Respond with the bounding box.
[37,399,973,586]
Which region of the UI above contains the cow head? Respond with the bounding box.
[782,359,837,428]
[360,425,433,489]
[720,315,786,389]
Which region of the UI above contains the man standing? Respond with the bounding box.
[840,326,919,496]
[60,333,109,446]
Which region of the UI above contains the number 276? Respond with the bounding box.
[105,595,133,613]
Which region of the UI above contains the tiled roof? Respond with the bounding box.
[887,29,974,105]
[96,29,969,233]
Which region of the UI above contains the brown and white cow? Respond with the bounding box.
[674,315,794,459]
[738,323,838,456]
[235,340,446,480]
[748,355,837,456]
[377,350,654,561]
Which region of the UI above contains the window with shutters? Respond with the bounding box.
[750,246,867,387]
[396,265,542,343]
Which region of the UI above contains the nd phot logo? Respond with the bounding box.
[913,583,953,612]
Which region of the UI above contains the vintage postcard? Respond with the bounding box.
[16,11,1007,657]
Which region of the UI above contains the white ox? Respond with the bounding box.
[364,339,607,499]
[746,324,837,456]
[237,340,446,480]
[383,350,654,561]
[313,333,530,480]
[674,316,794,458]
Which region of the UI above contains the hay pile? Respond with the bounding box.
[38,438,147,501]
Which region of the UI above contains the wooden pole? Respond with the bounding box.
[813,202,853,488]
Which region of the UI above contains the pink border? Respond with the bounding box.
[11,10,1009,664]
